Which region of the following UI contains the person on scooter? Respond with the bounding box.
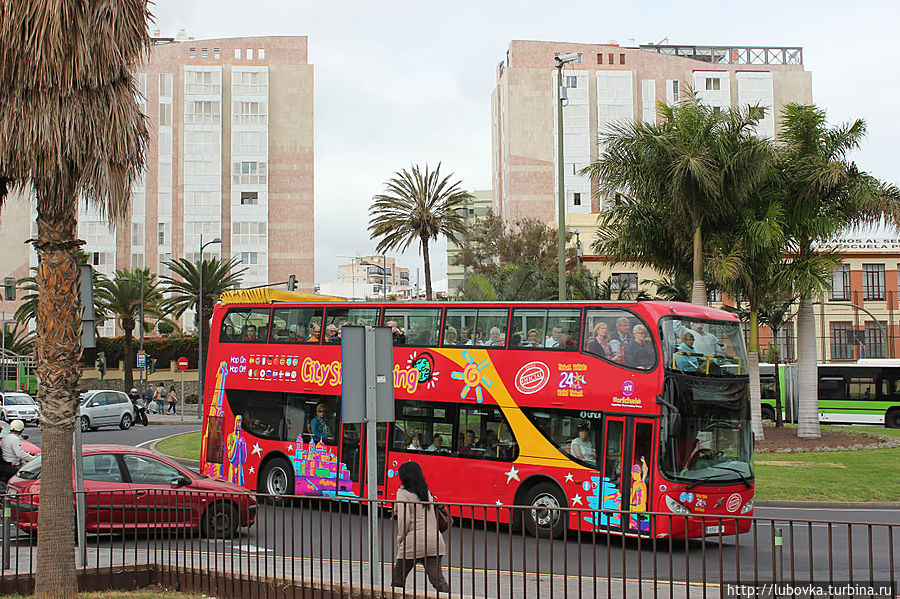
[130,388,149,426]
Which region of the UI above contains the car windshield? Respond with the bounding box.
[660,316,749,377]
[16,456,41,480]
[659,375,753,485]
[5,395,35,406]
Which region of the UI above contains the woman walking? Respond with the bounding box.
[166,385,178,414]
[392,461,450,593]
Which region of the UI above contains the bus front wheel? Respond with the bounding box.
[523,482,567,539]
[761,405,776,422]
[886,409,900,429]
[259,457,294,499]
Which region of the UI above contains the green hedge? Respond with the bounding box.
[83,335,199,369]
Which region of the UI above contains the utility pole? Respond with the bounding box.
[555,52,579,301]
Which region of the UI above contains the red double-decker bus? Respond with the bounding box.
[200,289,754,538]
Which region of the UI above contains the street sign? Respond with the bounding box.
[177,357,189,371]
[136,351,146,368]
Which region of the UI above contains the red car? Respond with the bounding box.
[7,445,256,538]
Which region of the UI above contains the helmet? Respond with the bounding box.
[131,388,138,394]
[9,420,25,432]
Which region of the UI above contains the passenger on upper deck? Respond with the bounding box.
[325,324,340,343]
[526,329,540,347]
[444,326,458,345]
[458,430,477,456]
[242,324,258,341]
[486,327,505,346]
[609,317,633,359]
[587,322,612,359]
[544,326,563,348]
[624,324,656,369]
[674,320,724,359]
[674,332,700,372]
[386,321,407,345]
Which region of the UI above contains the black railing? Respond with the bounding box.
[0,490,896,598]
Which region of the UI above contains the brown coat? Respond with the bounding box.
[395,487,445,559]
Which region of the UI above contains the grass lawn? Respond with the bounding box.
[155,431,201,461]
[754,446,900,502]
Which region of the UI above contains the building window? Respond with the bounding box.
[705,77,721,91]
[830,321,854,360]
[865,321,886,358]
[201,48,208,59]
[131,222,144,246]
[608,53,614,64]
[213,48,220,59]
[863,264,885,300]
[671,80,680,103]
[159,252,171,276]
[232,100,267,125]
[246,49,253,60]
[258,48,265,60]
[131,253,144,268]
[189,47,196,59]
[235,48,241,59]
[240,191,259,205]
[830,264,850,301]
[573,192,581,206]
[241,252,258,265]
[159,103,172,127]
[159,73,173,97]
[597,53,603,64]
[610,273,638,292]
[158,222,168,246]
[184,100,220,125]
[185,70,221,96]
[232,161,267,185]
[232,70,268,96]
[565,75,578,88]
[620,53,626,65]
[707,288,722,303]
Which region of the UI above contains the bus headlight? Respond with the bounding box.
[665,495,690,515]
[741,499,753,514]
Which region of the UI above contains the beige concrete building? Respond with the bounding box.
[492,40,812,222]
[0,34,315,336]
[446,190,493,296]
[319,256,412,301]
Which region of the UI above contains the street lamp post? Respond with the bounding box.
[138,275,144,394]
[197,234,222,418]
[555,52,579,301]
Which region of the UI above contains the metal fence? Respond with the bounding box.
[0,490,897,598]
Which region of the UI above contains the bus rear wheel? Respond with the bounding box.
[761,405,776,422]
[259,457,294,499]
[886,409,900,429]
[523,482,567,539]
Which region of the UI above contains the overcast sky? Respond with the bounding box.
[152,0,900,285]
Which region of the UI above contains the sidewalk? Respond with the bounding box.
[145,410,203,425]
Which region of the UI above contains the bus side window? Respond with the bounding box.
[384,308,441,347]
[220,308,271,343]
[271,307,325,343]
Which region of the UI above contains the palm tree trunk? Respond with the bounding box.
[422,237,433,300]
[796,295,821,438]
[33,208,80,599]
[748,310,764,440]
[122,326,134,391]
[691,224,707,305]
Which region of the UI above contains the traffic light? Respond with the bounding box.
[96,351,106,379]
[148,357,157,375]
[287,274,297,291]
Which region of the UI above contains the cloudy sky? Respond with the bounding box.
[152,0,900,286]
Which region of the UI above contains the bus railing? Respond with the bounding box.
[0,490,896,598]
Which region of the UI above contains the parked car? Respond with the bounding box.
[0,420,40,455]
[7,445,256,538]
[0,392,40,425]
[78,390,135,431]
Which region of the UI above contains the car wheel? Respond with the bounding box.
[523,482,567,539]
[761,405,776,422]
[119,413,132,430]
[259,457,293,498]
[201,501,240,539]
[0,412,6,422]
[886,408,900,429]
[80,416,91,433]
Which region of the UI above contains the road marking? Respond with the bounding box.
[137,436,169,448]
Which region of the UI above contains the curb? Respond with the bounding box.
[755,500,900,509]
[149,430,201,470]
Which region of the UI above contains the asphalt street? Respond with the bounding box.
[22,421,202,450]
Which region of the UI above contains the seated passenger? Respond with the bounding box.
[587,322,612,359]
[544,326,563,348]
[413,329,433,345]
[570,425,596,464]
[223,324,237,341]
[458,430,478,456]
[486,327,505,346]
[477,430,499,458]
[426,434,447,452]
[509,333,522,347]
[526,329,541,347]
[258,325,269,343]
[624,324,656,369]
[308,323,321,342]
[562,329,577,349]
[459,327,472,345]
[674,332,700,372]
[444,326,458,345]
[407,433,423,451]
[386,320,406,345]
[465,328,484,345]
[242,324,259,341]
[324,324,340,343]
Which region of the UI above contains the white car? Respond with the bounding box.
[79,390,135,431]
[0,392,40,426]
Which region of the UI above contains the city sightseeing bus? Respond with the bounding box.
[200,289,755,538]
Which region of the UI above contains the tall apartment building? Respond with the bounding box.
[0,35,315,335]
[446,190,493,296]
[492,40,813,222]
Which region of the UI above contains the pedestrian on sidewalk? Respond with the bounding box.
[391,461,450,593]
[166,385,178,414]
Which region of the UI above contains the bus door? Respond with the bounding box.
[343,422,388,499]
[598,416,654,535]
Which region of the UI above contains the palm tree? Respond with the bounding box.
[16,262,107,330]
[457,264,553,302]
[96,269,169,392]
[368,163,473,300]
[584,94,771,305]
[0,2,150,595]
[774,104,900,439]
[160,256,246,382]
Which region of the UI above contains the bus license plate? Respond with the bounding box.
[706,525,722,534]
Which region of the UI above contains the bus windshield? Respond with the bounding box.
[660,316,748,377]
[659,376,753,485]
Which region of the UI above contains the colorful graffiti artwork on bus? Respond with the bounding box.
[226,415,248,486]
[629,456,650,531]
[450,350,493,403]
[584,475,622,529]
[291,435,353,497]
[199,361,231,479]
